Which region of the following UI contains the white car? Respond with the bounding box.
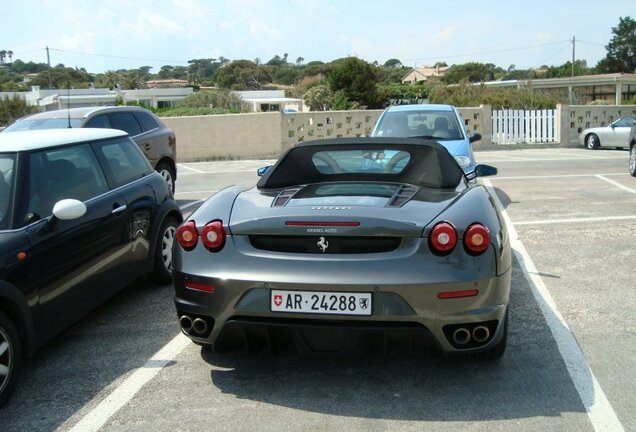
[580,116,633,150]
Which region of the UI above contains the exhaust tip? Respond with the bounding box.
[179,315,193,332]
[472,325,490,343]
[452,327,471,345]
[192,317,209,335]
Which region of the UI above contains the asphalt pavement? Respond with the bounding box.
[0,147,633,432]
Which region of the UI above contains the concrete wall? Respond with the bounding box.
[562,104,636,146]
[457,105,492,147]
[280,110,382,151]
[162,104,636,162]
[161,112,283,161]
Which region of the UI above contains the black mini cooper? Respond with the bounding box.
[0,128,182,406]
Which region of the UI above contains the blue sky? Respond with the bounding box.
[2,0,633,73]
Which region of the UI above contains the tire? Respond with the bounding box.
[630,144,636,177]
[156,162,176,194]
[585,133,600,150]
[150,217,178,284]
[0,311,21,408]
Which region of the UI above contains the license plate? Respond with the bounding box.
[271,290,372,316]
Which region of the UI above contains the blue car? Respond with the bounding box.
[371,104,481,174]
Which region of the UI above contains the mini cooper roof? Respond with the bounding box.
[257,137,464,189]
[0,128,128,152]
[9,105,153,121]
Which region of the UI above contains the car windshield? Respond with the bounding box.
[0,153,16,230]
[3,117,83,132]
[257,139,464,189]
[374,110,464,140]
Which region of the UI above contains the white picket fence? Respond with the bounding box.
[492,109,559,144]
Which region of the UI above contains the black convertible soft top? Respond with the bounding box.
[257,137,465,189]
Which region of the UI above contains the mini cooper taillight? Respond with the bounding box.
[429,222,457,255]
[463,223,490,255]
[176,221,199,250]
[200,220,226,252]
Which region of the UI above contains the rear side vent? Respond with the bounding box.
[273,186,304,207]
[387,185,420,207]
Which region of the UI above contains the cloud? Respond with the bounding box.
[220,20,237,30]
[135,9,189,39]
[248,20,282,43]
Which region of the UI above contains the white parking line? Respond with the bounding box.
[490,173,627,181]
[178,199,205,211]
[595,175,636,194]
[514,215,636,226]
[484,179,625,432]
[67,334,191,432]
[478,156,625,163]
[65,201,201,432]
[176,163,206,173]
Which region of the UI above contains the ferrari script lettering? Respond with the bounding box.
[306,228,337,233]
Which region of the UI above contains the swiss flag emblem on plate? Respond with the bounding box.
[273,294,283,306]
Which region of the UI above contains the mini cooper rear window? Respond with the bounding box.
[312,149,410,175]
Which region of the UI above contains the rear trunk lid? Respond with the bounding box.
[229,182,460,238]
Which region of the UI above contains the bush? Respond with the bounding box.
[0,95,36,126]
[180,90,244,110]
[154,107,239,117]
[428,81,560,109]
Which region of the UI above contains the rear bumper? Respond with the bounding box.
[173,267,511,355]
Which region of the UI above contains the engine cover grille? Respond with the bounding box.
[249,235,401,254]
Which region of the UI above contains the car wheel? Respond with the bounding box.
[0,311,21,408]
[585,133,600,150]
[156,162,176,194]
[630,144,636,177]
[150,217,178,284]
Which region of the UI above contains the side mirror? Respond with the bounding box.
[257,166,272,177]
[38,199,86,235]
[53,199,87,220]
[469,133,482,143]
[474,164,498,177]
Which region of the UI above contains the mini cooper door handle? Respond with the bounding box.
[112,204,127,215]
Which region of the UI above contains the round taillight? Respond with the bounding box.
[201,220,226,251]
[429,222,457,254]
[464,223,490,254]
[176,221,198,249]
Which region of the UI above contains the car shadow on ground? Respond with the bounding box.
[0,277,180,432]
[201,255,589,423]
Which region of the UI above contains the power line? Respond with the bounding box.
[48,48,189,64]
[12,48,45,56]
[533,42,573,69]
[403,40,572,62]
[576,39,606,48]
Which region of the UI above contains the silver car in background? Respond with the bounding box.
[580,116,633,150]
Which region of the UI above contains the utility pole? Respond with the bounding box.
[571,35,576,77]
[46,46,53,89]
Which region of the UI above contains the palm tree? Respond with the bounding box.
[7,51,13,63]
[0,51,6,64]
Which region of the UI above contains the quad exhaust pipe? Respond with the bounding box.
[452,328,471,345]
[179,315,193,332]
[451,325,491,346]
[179,315,209,335]
[192,318,209,335]
[472,325,490,343]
